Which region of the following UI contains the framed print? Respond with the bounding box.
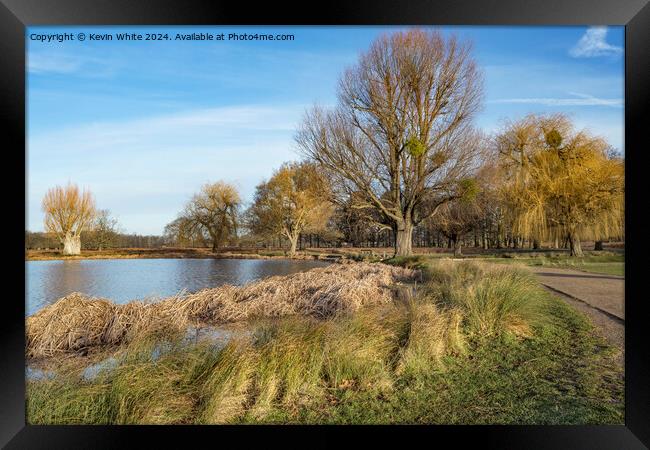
[1,0,648,448]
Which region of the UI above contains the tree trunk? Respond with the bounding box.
[62,234,81,255]
[453,236,462,257]
[568,232,584,257]
[288,234,299,257]
[533,239,540,250]
[395,220,413,257]
[594,240,604,251]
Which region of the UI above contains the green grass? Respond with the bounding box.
[26,260,623,425]
[257,295,622,424]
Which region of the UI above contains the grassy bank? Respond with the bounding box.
[26,260,623,424]
[384,252,624,277]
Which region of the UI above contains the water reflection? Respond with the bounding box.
[26,258,329,316]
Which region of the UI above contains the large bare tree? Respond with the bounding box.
[42,183,96,255]
[296,29,484,256]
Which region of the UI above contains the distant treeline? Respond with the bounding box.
[25,231,166,250]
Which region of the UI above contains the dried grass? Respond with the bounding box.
[396,304,466,379]
[26,263,417,359]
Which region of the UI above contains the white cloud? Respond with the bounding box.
[569,26,622,58]
[490,92,622,108]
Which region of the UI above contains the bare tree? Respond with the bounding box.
[431,166,493,256]
[87,209,120,250]
[42,183,96,255]
[297,29,484,256]
[247,162,333,257]
[176,181,240,252]
[334,191,391,247]
[164,216,208,247]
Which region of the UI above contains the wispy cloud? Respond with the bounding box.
[569,27,622,58]
[28,50,121,77]
[490,92,622,108]
[28,52,82,74]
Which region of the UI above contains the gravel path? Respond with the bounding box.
[529,267,624,320]
[529,267,624,362]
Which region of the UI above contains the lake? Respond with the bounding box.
[25,258,330,316]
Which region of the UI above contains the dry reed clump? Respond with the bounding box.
[175,262,416,323]
[26,294,188,359]
[26,263,417,359]
[26,293,115,358]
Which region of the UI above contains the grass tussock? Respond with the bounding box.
[396,304,466,380]
[27,263,416,359]
[423,260,543,339]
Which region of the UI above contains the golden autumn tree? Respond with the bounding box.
[41,183,96,255]
[297,29,484,257]
[247,161,333,257]
[497,114,624,257]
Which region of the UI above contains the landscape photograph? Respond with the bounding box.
[25,25,625,425]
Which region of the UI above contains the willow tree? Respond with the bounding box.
[247,162,333,257]
[297,29,484,256]
[42,183,96,255]
[497,114,624,257]
[178,181,240,252]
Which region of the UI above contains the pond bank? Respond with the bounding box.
[26,247,350,262]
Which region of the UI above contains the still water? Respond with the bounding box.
[26,258,329,316]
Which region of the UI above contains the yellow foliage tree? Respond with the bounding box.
[497,114,624,256]
[248,162,333,256]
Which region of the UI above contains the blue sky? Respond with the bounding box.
[27,26,624,235]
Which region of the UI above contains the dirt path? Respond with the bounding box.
[529,266,624,359]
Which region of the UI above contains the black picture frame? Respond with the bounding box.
[2,0,648,448]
